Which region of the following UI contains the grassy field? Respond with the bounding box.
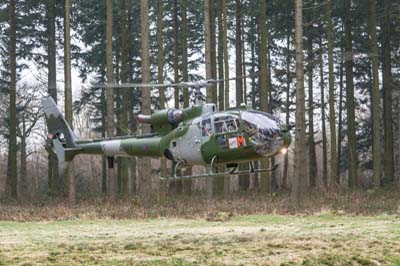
[1,214,400,266]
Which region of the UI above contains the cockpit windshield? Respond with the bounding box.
[241,111,282,155]
[214,114,239,134]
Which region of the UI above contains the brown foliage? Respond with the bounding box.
[1,188,400,222]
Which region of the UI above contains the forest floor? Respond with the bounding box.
[1,214,400,266]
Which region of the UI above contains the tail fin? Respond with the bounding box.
[42,96,79,180]
[42,96,77,148]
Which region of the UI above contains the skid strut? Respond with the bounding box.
[161,157,278,181]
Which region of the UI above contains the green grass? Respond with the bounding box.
[0,214,400,265]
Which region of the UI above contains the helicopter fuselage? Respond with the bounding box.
[43,96,291,179]
[75,103,291,166]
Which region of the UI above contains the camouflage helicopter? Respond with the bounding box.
[42,79,291,180]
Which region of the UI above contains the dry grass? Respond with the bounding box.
[1,189,400,265]
[0,214,399,265]
[1,187,400,222]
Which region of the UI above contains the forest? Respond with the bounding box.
[0,0,400,201]
[1,0,400,265]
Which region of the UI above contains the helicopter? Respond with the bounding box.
[42,78,291,180]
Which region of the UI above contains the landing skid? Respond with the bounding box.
[161,156,278,181]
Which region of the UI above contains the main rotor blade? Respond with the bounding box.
[93,72,261,89]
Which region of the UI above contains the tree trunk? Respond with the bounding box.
[181,0,192,195]
[337,43,344,184]
[259,0,270,193]
[157,0,168,198]
[128,0,137,195]
[8,0,17,199]
[204,0,213,104]
[114,12,121,194]
[47,0,58,195]
[101,87,107,194]
[222,0,229,109]
[170,0,183,194]
[204,0,213,198]
[64,0,75,205]
[382,0,394,183]
[106,0,116,199]
[222,0,230,195]
[210,1,217,103]
[344,0,358,188]
[326,0,337,187]
[292,0,307,203]
[235,0,243,107]
[235,0,248,191]
[140,0,154,207]
[157,0,166,109]
[120,0,130,197]
[173,0,180,110]
[217,0,224,111]
[369,0,381,187]
[307,34,317,188]
[212,0,224,196]
[282,29,291,190]
[20,120,27,197]
[319,35,328,188]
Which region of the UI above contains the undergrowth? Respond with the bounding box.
[1,187,400,221]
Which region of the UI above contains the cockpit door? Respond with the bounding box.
[176,117,204,164]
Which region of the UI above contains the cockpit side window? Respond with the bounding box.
[201,118,213,136]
